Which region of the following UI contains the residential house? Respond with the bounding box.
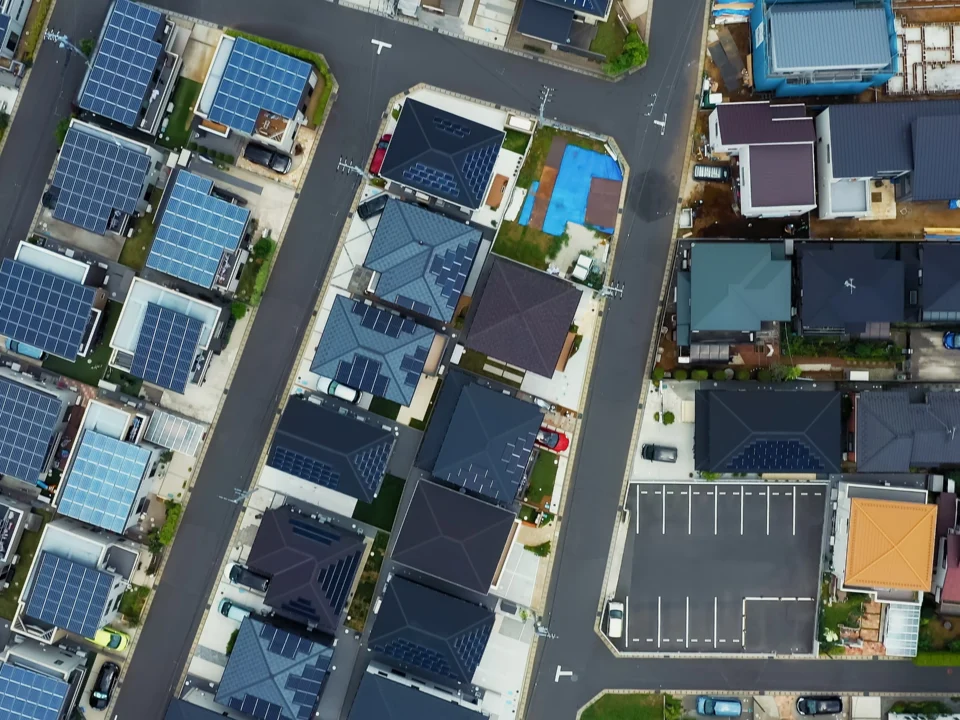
[751,0,897,98]
[0,493,29,583]
[348,668,485,720]
[815,99,960,219]
[694,390,842,475]
[934,491,959,616]
[707,102,817,217]
[0,0,31,59]
[515,0,611,54]
[0,636,90,720]
[165,699,236,720]
[77,0,182,135]
[676,242,792,363]
[918,243,960,322]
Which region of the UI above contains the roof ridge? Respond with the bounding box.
[708,392,762,469]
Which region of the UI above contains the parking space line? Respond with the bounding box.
[766,486,770,535]
[657,596,661,649]
[667,491,675,495]
[713,596,718,647]
[688,484,692,535]
[793,485,797,536]
[625,595,629,648]
[714,487,718,535]
[662,485,666,535]
[685,596,690,648]
[815,491,822,496]
[740,485,744,535]
[640,490,648,494]
[636,484,640,535]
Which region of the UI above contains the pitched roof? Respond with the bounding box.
[311,296,437,406]
[467,258,581,377]
[536,0,608,19]
[380,99,505,210]
[695,390,842,474]
[942,534,960,602]
[416,369,474,472]
[921,243,960,316]
[746,143,816,208]
[215,617,333,720]
[515,0,574,44]
[164,700,230,720]
[690,243,792,332]
[856,391,960,472]
[845,498,936,591]
[433,384,541,503]
[911,115,960,202]
[392,480,515,593]
[799,243,905,330]
[937,492,957,541]
[714,101,814,147]
[267,397,395,503]
[368,577,494,686]
[768,2,892,73]
[348,672,482,720]
[365,200,481,322]
[247,506,365,632]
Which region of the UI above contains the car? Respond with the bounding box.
[369,133,392,175]
[357,192,389,221]
[693,164,731,183]
[317,376,360,403]
[219,598,253,623]
[944,331,960,350]
[228,563,270,592]
[536,427,569,452]
[606,600,624,639]
[90,661,120,710]
[696,697,742,717]
[89,627,129,652]
[243,143,293,174]
[640,444,678,463]
[796,697,843,716]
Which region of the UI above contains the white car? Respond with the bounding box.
[317,376,359,403]
[607,600,624,639]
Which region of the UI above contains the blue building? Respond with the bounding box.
[751,0,897,98]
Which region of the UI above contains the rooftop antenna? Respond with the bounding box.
[844,278,856,294]
[923,406,957,442]
[43,30,92,69]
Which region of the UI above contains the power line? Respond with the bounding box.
[43,30,92,69]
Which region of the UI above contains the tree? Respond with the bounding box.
[603,25,649,75]
[664,695,684,720]
[712,369,726,381]
[691,369,709,381]
[735,369,750,381]
[231,302,248,321]
[673,369,688,381]
[662,411,675,425]
[252,237,275,261]
[524,541,551,557]
[80,38,96,58]
[757,369,773,382]
[0,111,9,133]
[226,628,240,655]
[652,367,665,382]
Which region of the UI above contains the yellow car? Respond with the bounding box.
[90,628,129,652]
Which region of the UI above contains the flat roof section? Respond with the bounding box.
[25,551,112,637]
[0,376,63,485]
[14,243,89,285]
[130,304,204,394]
[0,661,69,720]
[144,410,207,457]
[111,277,221,353]
[846,498,936,592]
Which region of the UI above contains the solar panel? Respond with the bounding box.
[403,163,461,201]
[130,303,203,393]
[144,409,206,456]
[0,259,95,360]
[289,518,340,545]
[208,37,313,135]
[316,551,362,616]
[25,552,112,638]
[0,663,69,720]
[58,430,151,534]
[395,295,434,317]
[335,354,384,395]
[0,15,11,47]
[727,439,825,472]
[147,171,249,288]
[260,624,313,659]
[0,376,62,484]
[267,445,341,489]
[461,144,500,202]
[77,0,164,127]
[432,238,479,310]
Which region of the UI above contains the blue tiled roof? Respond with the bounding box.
[365,200,481,322]
[0,663,69,720]
[310,297,437,406]
[25,552,112,637]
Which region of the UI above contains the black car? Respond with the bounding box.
[90,661,120,710]
[357,193,389,221]
[228,563,270,592]
[243,143,293,174]
[797,697,843,716]
[640,444,678,463]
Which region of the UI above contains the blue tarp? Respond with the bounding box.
[542,146,622,236]
[518,181,539,226]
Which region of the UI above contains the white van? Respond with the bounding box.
[607,600,624,639]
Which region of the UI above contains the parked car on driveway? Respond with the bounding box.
[317,376,359,403]
[370,133,392,175]
[697,697,742,717]
[641,444,678,463]
[693,164,731,183]
[797,697,843,716]
[357,192,389,221]
[228,563,270,592]
[219,598,253,623]
[90,661,120,710]
[943,331,960,350]
[244,143,293,174]
[536,427,569,452]
[90,627,129,652]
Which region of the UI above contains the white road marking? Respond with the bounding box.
[772,492,780,496]
[667,491,675,495]
[719,639,726,643]
[706,491,714,495]
[676,638,684,642]
[693,491,701,495]
[657,596,661,649]
[801,492,808,496]
[654,491,662,495]
[646,637,654,642]
[681,491,688,495]
[745,491,752,496]
[815,492,822,496]
[740,485,744,535]
[714,486,718,535]
[688,484,692,534]
[371,38,393,54]
[691,638,698,643]
[713,596,718,647]
[662,485,666,535]
[625,595,629,648]
[766,486,771,535]
[793,485,797,536]
[719,491,727,495]
[641,490,648,495]
[636,484,640,534]
[685,596,690,648]
[632,638,641,643]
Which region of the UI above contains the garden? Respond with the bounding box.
[235,236,276,306]
[0,509,50,621]
[352,475,405,532]
[345,532,388,632]
[581,693,681,720]
[915,602,960,665]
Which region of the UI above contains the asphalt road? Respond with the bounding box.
[1,1,956,719]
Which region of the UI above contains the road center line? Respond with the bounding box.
[688,484,692,535]
[766,486,771,535]
[662,484,666,535]
[657,596,661,649]
[685,596,690,648]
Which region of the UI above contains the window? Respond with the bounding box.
[827,144,831,164]
[5,31,18,53]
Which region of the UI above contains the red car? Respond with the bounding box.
[536,427,569,452]
[370,133,392,175]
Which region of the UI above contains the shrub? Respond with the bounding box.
[0,111,9,134]
[662,411,675,425]
[391,107,400,120]
[691,369,709,381]
[735,369,751,381]
[524,541,551,557]
[701,471,721,480]
[54,117,71,148]
[231,302,247,321]
[652,367,665,382]
[712,369,726,381]
[653,412,659,421]
[158,501,182,546]
[227,628,239,655]
[949,640,960,653]
[602,25,649,75]
[757,369,773,382]
[252,237,275,261]
[673,369,688,381]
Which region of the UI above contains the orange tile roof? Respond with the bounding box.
[845,498,937,592]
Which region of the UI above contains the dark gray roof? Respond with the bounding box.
[247,506,365,633]
[826,100,960,187]
[747,143,815,207]
[536,0,608,18]
[392,479,515,593]
[714,102,814,146]
[164,700,229,720]
[267,396,395,503]
[799,243,905,331]
[516,0,574,45]
[857,391,960,472]
[215,617,333,720]
[695,390,842,474]
[416,369,473,472]
[912,115,960,202]
[922,243,960,314]
[348,672,482,720]
[380,99,505,210]
[433,384,541,503]
[368,577,493,686]
[467,257,581,377]
[365,199,481,322]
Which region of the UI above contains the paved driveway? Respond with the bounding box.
[911,329,960,380]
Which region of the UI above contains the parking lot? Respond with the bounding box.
[617,482,826,655]
[911,328,960,381]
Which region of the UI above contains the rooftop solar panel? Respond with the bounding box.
[146,171,249,288]
[58,430,151,534]
[0,16,11,47]
[0,259,95,360]
[25,552,112,638]
[0,376,62,484]
[208,37,312,135]
[144,409,206,456]
[51,125,152,235]
[78,0,165,127]
[131,303,203,393]
[0,663,69,720]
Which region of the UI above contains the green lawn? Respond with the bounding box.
[120,585,150,626]
[493,221,558,271]
[590,15,628,63]
[820,583,868,636]
[525,451,559,506]
[42,300,123,386]
[457,348,523,388]
[345,532,388,632]
[353,475,405,532]
[516,127,608,189]
[119,186,163,270]
[503,129,531,154]
[0,509,51,620]
[157,78,202,150]
[582,693,664,720]
[368,396,401,420]
[104,368,143,397]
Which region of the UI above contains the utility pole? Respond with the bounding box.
[337,157,368,181]
[219,488,256,505]
[597,281,625,300]
[43,30,91,69]
[537,85,553,124]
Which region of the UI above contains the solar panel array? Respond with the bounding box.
[0,663,69,720]
[59,430,151,534]
[395,295,433,317]
[144,409,206,456]
[0,16,11,49]
[52,125,152,235]
[351,443,393,495]
[147,171,249,288]
[78,0,164,127]
[267,446,341,489]
[25,552,112,638]
[727,439,826,472]
[131,303,203,393]
[261,623,314,659]
[431,238,479,312]
[403,163,460,202]
[460,145,501,204]
[0,259,95,360]
[380,637,456,680]
[0,376,62,484]
[208,37,312,135]
[315,549,361,617]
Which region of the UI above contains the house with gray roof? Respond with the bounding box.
[815,99,960,219]
[856,390,960,472]
[348,670,484,720]
[677,242,792,362]
[364,199,481,322]
[708,102,817,218]
[165,700,232,720]
[920,243,960,322]
[751,0,897,98]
